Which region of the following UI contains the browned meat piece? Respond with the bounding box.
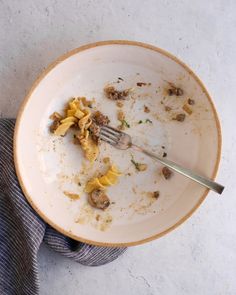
[173,113,186,122]
[50,119,60,133]
[92,111,110,126]
[162,167,172,179]
[188,98,195,105]
[165,106,172,112]
[89,122,101,143]
[89,122,100,136]
[73,134,80,145]
[137,82,147,87]
[104,85,130,100]
[88,189,110,210]
[49,112,62,133]
[137,82,151,87]
[153,191,160,199]
[168,86,184,96]
[144,105,150,113]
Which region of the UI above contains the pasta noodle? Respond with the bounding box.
[85,165,121,193]
[52,97,99,161]
[79,130,99,162]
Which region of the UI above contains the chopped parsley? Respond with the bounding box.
[131,159,140,170]
[138,118,153,124]
[121,119,130,128]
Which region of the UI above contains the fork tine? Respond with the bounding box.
[101,125,122,136]
[100,128,120,140]
[99,133,117,146]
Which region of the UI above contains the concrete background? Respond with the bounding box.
[1,0,236,294]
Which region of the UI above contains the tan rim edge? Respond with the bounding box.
[14,40,222,247]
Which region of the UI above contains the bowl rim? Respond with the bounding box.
[13,40,222,247]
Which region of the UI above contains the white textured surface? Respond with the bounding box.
[1,0,236,294]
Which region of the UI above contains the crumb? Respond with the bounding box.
[162,167,172,179]
[96,214,101,221]
[162,152,167,157]
[105,216,112,223]
[137,164,147,171]
[131,159,147,172]
[153,191,160,199]
[173,113,186,122]
[103,157,110,164]
[118,77,124,81]
[188,98,195,105]
[104,85,130,100]
[116,101,124,108]
[49,112,62,133]
[117,110,125,121]
[161,146,165,149]
[168,85,184,96]
[127,173,131,176]
[165,106,172,112]
[144,105,150,113]
[145,118,152,124]
[182,104,192,115]
[49,112,62,120]
[63,191,80,200]
[81,97,93,108]
[137,82,147,87]
[78,182,81,186]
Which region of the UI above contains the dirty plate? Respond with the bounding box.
[14,41,221,246]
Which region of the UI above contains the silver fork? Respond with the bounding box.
[99,125,224,194]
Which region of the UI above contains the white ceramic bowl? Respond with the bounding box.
[14,41,221,246]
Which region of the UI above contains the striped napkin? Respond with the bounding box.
[0,119,126,295]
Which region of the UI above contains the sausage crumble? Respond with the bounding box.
[162,167,172,179]
[88,189,110,210]
[104,85,130,100]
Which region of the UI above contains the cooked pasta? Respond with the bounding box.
[85,165,121,193]
[79,130,99,162]
[51,97,99,161]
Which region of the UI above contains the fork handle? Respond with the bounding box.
[132,144,224,195]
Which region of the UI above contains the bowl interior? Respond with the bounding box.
[15,42,221,245]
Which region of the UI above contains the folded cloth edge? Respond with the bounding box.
[0,118,126,295]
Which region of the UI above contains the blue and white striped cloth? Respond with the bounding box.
[0,119,126,295]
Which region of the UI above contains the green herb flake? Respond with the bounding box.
[122,119,130,128]
[138,120,143,124]
[145,118,153,124]
[131,159,140,170]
